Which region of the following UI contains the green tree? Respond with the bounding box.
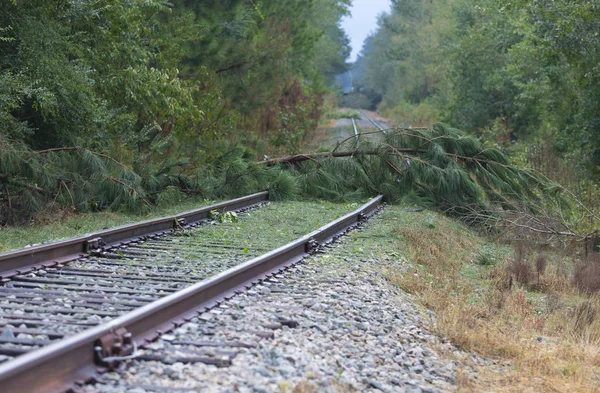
[0,0,353,222]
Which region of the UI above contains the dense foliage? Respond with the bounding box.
[353,0,600,192]
[1,0,589,233]
[287,123,557,212]
[0,0,351,222]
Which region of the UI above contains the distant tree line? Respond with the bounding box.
[352,0,600,193]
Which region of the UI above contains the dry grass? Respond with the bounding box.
[388,210,600,392]
[573,262,600,293]
[288,380,355,393]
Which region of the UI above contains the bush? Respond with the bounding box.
[573,262,600,293]
[535,254,548,286]
[511,260,533,286]
[383,99,440,128]
[535,254,548,276]
[572,301,597,332]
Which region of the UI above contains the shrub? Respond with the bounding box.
[572,301,597,332]
[535,254,548,276]
[535,254,548,286]
[573,262,600,293]
[511,260,533,286]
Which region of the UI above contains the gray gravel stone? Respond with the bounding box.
[83,214,496,393]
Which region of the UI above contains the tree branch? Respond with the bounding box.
[0,174,47,193]
[107,177,151,207]
[216,61,246,74]
[35,147,132,171]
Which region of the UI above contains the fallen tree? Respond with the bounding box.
[2,122,596,247]
[259,124,597,246]
[261,124,558,209]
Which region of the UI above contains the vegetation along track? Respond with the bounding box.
[0,193,383,393]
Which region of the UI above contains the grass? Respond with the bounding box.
[325,108,362,120]
[198,200,360,245]
[0,197,360,253]
[175,200,361,260]
[0,196,221,252]
[383,208,600,392]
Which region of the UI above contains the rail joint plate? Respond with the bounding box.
[85,237,105,252]
[94,328,134,369]
[174,217,187,228]
[305,237,320,254]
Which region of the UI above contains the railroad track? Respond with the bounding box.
[337,111,384,147]
[360,110,386,132]
[0,193,382,393]
[0,196,269,362]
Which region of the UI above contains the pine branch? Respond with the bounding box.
[216,61,247,74]
[35,147,132,171]
[260,149,427,166]
[0,174,47,193]
[106,177,151,207]
[259,148,528,173]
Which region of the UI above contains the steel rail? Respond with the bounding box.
[0,195,383,393]
[360,110,386,133]
[0,192,269,279]
[351,117,360,147]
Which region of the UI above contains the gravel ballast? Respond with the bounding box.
[84,208,481,393]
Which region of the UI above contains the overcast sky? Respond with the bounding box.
[341,0,392,62]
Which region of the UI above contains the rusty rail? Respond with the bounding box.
[351,117,360,147]
[0,192,269,279]
[360,110,386,133]
[0,195,382,393]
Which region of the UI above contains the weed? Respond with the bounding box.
[511,259,533,286]
[535,254,548,286]
[218,211,238,223]
[510,244,533,286]
[535,254,548,275]
[423,213,437,229]
[384,206,600,392]
[476,245,503,266]
[572,301,597,333]
[572,262,600,293]
[544,291,563,314]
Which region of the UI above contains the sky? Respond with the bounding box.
[341,0,392,62]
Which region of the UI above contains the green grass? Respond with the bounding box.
[185,200,360,251]
[325,109,362,120]
[0,196,221,252]
[0,198,362,253]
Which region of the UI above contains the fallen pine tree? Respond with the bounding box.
[2,123,595,246]
[257,124,598,245]
[260,123,561,209]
